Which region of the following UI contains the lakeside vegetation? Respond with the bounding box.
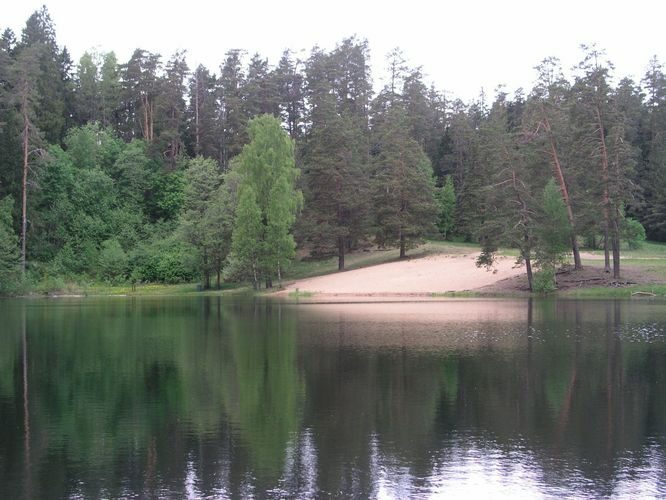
[1,7,665,296]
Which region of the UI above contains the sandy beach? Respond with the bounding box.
[278,253,524,299]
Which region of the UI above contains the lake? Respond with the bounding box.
[1,297,665,498]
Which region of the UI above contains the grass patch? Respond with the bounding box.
[27,281,248,297]
[288,288,314,299]
[562,284,666,298]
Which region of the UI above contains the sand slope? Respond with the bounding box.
[281,253,524,296]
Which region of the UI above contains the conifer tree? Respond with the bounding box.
[372,107,437,258]
[300,94,369,269]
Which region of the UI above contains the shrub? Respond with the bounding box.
[98,238,128,283]
[622,217,646,250]
[533,267,557,294]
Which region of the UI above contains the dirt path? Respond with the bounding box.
[278,253,524,298]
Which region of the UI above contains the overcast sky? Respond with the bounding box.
[3,0,665,101]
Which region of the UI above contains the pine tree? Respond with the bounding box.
[523,57,582,269]
[372,106,437,258]
[274,50,304,139]
[300,94,369,269]
[186,64,219,159]
[156,51,188,169]
[99,52,121,129]
[218,50,247,168]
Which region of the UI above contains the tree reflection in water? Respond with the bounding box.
[0,297,664,498]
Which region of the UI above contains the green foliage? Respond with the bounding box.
[230,115,301,285]
[227,186,263,287]
[534,179,571,270]
[179,156,227,287]
[532,267,557,294]
[0,196,20,292]
[622,217,646,249]
[98,238,127,283]
[373,107,437,256]
[130,228,198,284]
[437,175,456,239]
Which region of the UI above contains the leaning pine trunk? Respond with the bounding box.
[541,113,582,270]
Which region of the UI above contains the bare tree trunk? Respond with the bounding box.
[525,253,533,292]
[338,236,345,271]
[399,231,406,259]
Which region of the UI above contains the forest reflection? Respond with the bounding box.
[0,298,664,498]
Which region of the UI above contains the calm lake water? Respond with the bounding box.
[0,297,665,498]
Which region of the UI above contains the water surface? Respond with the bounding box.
[0,297,665,498]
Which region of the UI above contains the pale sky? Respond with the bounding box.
[3,0,665,102]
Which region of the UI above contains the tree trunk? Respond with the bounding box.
[603,231,611,273]
[541,113,582,269]
[611,211,621,279]
[266,277,272,289]
[216,268,221,290]
[338,236,345,271]
[525,254,533,292]
[399,232,406,259]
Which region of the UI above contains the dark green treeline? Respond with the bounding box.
[1,7,665,290]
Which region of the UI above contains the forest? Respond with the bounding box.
[0,6,665,293]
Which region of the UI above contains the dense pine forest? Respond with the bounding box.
[0,6,665,293]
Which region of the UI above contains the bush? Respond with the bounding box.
[622,217,646,250]
[98,238,128,283]
[533,267,557,294]
[129,236,198,284]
